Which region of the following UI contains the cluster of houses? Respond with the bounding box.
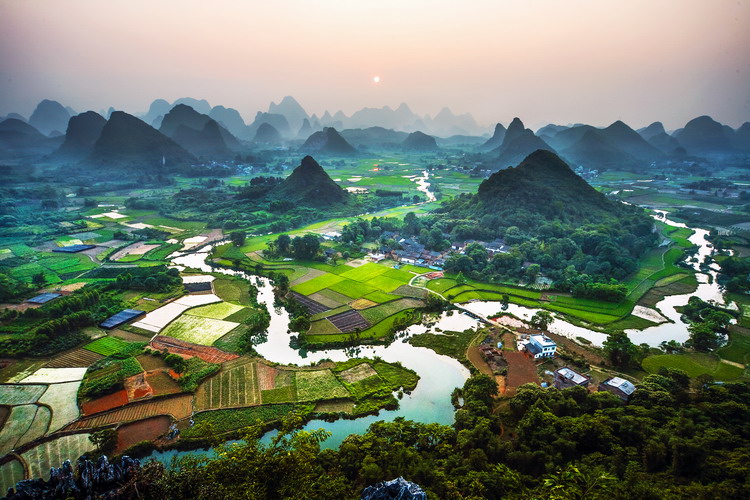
[370,231,510,270]
[478,343,507,373]
[553,367,637,401]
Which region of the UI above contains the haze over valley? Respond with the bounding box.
[1,1,749,499]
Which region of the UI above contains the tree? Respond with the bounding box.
[276,234,291,254]
[525,263,541,282]
[602,331,639,367]
[230,230,246,247]
[32,272,46,288]
[89,428,117,453]
[530,311,553,331]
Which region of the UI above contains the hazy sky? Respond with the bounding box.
[1,0,749,129]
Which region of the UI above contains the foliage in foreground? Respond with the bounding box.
[128,372,750,499]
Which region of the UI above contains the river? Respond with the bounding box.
[150,209,723,463]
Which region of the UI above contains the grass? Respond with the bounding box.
[295,369,350,401]
[716,328,750,365]
[83,336,129,356]
[359,298,424,324]
[161,316,240,346]
[408,328,478,364]
[187,301,245,320]
[339,263,390,282]
[327,279,377,299]
[182,404,297,437]
[213,278,254,306]
[642,353,745,380]
[291,273,345,295]
[364,274,406,292]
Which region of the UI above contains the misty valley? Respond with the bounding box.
[0,94,749,499]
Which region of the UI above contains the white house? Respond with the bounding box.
[525,334,557,359]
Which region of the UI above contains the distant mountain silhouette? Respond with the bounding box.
[674,116,734,155]
[491,118,555,168]
[268,96,308,133]
[246,112,291,139]
[88,111,195,170]
[733,122,750,152]
[560,129,639,169]
[637,122,666,140]
[159,104,238,156]
[172,97,211,115]
[296,118,314,140]
[0,118,62,157]
[300,127,357,154]
[54,111,107,160]
[209,106,246,138]
[272,155,349,206]
[479,123,506,151]
[424,107,481,136]
[598,120,661,160]
[142,99,171,125]
[253,122,283,144]
[29,100,71,136]
[3,113,27,123]
[402,131,439,151]
[173,120,231,158]
[340,127,408,149]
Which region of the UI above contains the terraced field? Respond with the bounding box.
[0,404,50,455]
[38,381,82,432]
[44,349,104,368]
[66,394,194,430]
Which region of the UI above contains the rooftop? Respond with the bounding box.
[604,376,636,395]
[530,334,556,348]
[556,367,588,385]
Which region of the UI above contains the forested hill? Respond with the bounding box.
[455,149,626,223]
[433,150,657,281]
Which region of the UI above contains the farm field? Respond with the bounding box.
[116,416,172,453]
[0,384,47,405]
[83,336,129,356]
[21,433,94,481]
[44,349,104,368]
[38,381,82,432]
[0,404,50,456]
[131,293,221,332]
[66,394,194,430]
[642,353,745,380]
[0,459,24,495]
[160,315,239,346]
[19,367,87,384]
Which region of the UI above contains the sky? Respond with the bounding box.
[1,0,749,130]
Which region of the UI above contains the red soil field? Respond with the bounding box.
[503,351,540,397]
[150,335,239,364]
[82,390,129,416]
[256,362,279,391]
[125,373,153,401]
[115,415,172,454]
[67,394,193,430]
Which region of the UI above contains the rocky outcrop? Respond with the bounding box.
[360,477,427,500]
[5,455,140,499]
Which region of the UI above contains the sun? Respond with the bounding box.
[373,76,381,84]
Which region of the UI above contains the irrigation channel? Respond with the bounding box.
[149,204,724,462]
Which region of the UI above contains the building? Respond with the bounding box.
[524,334,557,359]
[553,367,590,389]
[599,377,637,401]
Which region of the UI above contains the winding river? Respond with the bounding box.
[149,205,725,462]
